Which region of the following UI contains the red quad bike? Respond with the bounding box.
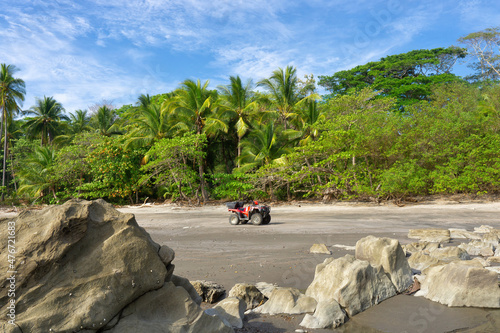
[226,201,271,225]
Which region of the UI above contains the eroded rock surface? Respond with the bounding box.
[305,255,397,316]
[0,199,231,333]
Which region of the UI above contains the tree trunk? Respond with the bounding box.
[1,114,8,201]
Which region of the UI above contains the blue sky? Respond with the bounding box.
[1,0,499,113]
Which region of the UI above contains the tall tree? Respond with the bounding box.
[218,76,258,167]
[257,66,302,130]
[0,64,26,200]
[459,27,500,82]
[91,105,122,136]
[318,47,467,107]
[163,79,228,203]
[24,96,69,146]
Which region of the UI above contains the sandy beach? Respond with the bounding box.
[115,200,500,332]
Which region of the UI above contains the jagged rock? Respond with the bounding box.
[355,236,412,293]
[205,297,245,329]
[427,246,470,261]
[0,199,229,333]
[229,283,265,310]
[109,282,233,332]
[474,225,496,234]
[305,255,397,316]
[408,229,450,243]
[251,287,317,315]
[299,301,346,329]
[408,251,443,272]
[449,228,482,240]
[458,241,495,257]
[486,267,500,275]
[255,282,278,298]
[416,262,500,308]
[403,241,440,256]
[481,232,499,247]
[191,280,226,303]
[487,256,500,265]
[310,243,331,254]
[0,199,167,332]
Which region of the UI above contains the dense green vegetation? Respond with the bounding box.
[1,28,500,204]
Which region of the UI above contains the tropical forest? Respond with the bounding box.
[1,28,500,205]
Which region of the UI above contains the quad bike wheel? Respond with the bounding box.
[263,215,271,224]
[251,212,263,225]
[229,214,240,225]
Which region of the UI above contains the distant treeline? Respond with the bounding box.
[1,27,500,204]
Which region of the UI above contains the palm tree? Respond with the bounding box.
[17,146,57,200]
[91,105,122,136]
[69,109,92,133]
[52,109,92,146]
[0,64,26,200]
[124,104,170,149]
[163,79,229,202]
[218,76,258,167]
[257,66,302,130]
[24,96,69,146]
[238,122,289,171]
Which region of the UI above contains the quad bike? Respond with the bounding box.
[226,201,271,225]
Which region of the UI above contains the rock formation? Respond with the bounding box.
[0,199,232,333]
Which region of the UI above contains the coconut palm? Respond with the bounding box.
[163,79,229,202]
[257,66,302,130]
[237,122,289,172]
[218,76,259,167]
[91,105,122,136]
[17,146,57,200]
[124,104,170,149]
[23,96,69,146]
[0,64,26,200]
[52,109,92,146]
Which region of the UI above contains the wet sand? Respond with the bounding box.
[117,201,500,332]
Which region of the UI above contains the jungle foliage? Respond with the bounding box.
[2,28,500,204]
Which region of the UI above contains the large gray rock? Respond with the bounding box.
[299,301,347,329]
[0,199,230,333]
[355,236,412,293]
[251,287,317,315]
[229,283,265,310]
[408,228,451,243]
[305,255,397,316]
[110,282,232,332]
[205,297,245,329]
[417,262,500,308]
